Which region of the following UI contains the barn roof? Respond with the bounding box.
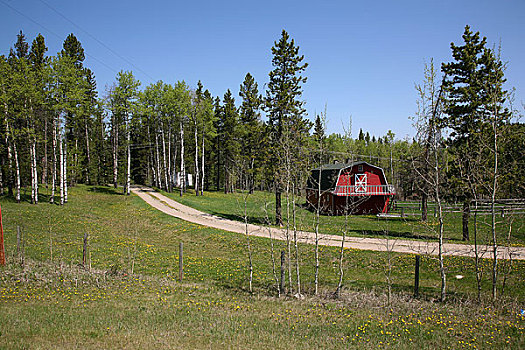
[307,161,385,191]
[311,161,370,171]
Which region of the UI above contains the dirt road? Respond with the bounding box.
[131,186,525,260]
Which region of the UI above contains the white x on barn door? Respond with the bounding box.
[355,174,367,193]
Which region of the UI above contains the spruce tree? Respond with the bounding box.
[239,73,262,193]
[221,89,239,193]
[265,29,308,226]
[441,25,504,241]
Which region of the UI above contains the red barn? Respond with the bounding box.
[306,161,395,215]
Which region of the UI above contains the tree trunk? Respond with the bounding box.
[244,195,253,293]
[161,127,168,192]
[59,136,64,205]
[112,113,119,189]
[2,92,13,196]
[179,117,185,196]
[275,189,282,226]
[30,139,35,203]
[201,125,205,196]
[462,200,470,241]
[85,119,91,184]
[125,114,131,196]
[491,121,499,301]
[13,139,20,203]
[50,116,57,204]
[421,192,428,221]
[314,165,322,295]
[64,139,68,203]
[292,181,301,296]
[335,195,349,297]
[42,115,48,187]
[30,139,38,204]
[194,117,199,196]
[215,134,220,191]
[167,129,172,192]
[155,132,161,189]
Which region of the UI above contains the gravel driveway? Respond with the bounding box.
[131,186,525,260]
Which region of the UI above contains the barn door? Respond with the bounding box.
[355,174,367,193]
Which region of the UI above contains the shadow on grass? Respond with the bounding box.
[351,229,464,242]
[87,186,123,195]
[0,191,59,204]
[209,212,268,226]
[351,229,438,241]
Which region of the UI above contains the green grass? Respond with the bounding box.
[163,188,525,245]
[0,185,524,349]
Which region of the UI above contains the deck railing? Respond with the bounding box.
[332,184,396,196]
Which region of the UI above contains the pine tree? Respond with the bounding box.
[265,29,308,226]
[62,33,85,68]
[441,25,490,241]
[221,89,239,194]
[313,114,325,164]
[239,73,262,193]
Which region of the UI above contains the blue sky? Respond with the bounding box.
[1,0,524,139]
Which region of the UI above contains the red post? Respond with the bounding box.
[0,204,5,265]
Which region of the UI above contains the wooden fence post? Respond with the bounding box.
[179,242,183,282]
[82,232,88,267]
[280,250,285,296]
[414,255,421,298]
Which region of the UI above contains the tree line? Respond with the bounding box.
[0,27,523,225]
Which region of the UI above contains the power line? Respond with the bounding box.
[0,0,119,74]
[38,0,156,81]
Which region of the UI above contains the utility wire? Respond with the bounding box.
[0,0,119,74]
[38,0,156,81]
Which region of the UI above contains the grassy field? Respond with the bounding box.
[1,185,524,349]
[163,188,525,245]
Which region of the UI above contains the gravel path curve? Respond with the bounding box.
[131,186,525,260]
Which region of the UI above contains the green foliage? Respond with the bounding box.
[440,25,512,201]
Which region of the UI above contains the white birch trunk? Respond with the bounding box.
[155,133,162,189]
[13,140,20,203]
[64,138,68,203]
[433,130,446,302]
[59,135,64,205]
[179,117,185,196]
[167,129,172,192]
[315,164,322,295]
[50,115,57,203]
[3,92,12,195]
[42,116,48,186]
[491,118,499,301]
[30,142,35,203]
[112,114,119,188]
[194,117,199,196]
[126,113,131,196]
[31,140,38,204]
[201,125,205,195]
[161,127,168,191]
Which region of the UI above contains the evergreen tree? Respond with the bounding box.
[265,29,308,226]
[62,33,85,67]
[221,89,239,193]
[313,114,325,164]
[239,73,262,193]
[441,25,505,241]
[358,128,364,141]
[14,30,29,59]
